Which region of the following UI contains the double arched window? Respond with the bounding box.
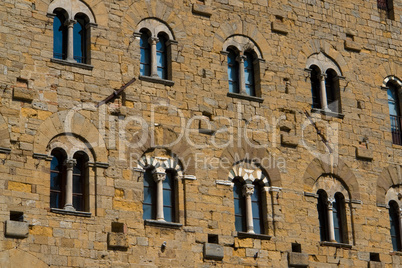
[50,148,89,212]
[223,35,263,97]
[384,77,402,145]
[48,0,96,65]
[229,161,270,235]
[136,19,176,83]
[307,53,343,114]
[138,153,183,223]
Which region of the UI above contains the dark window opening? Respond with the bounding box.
[389,200,401,251]
[10,211,24,222]
[292,243,302,253]
[317,190,329,242]
[208,234,219,244]
[310,65,321,109]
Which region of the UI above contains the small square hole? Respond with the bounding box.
[10,211,24,222]
[208,234,219,244]
[292,243,302,253]
[370,252,380,262]
[111,222,125,233]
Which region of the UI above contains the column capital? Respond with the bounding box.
[237,55,247,63]
[327,197,335,209]
[65,19,77,27]
[320,73,327,79]
[153,172,165,183]
[148,36,159,45]
[242,184,255,196]
[64,159,77,170]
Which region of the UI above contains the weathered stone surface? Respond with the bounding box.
[204,243,224,260]
[5,221,29,238]
[108,233,128,249]
[288,252,309,267]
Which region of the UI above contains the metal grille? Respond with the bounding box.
[390,115,402,145]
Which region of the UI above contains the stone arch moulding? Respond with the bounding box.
[212,20,268,58]
[306,52,343,76]
[217,141,282,187]
[47,0,96,23]
[222,34,263,59]
[381,75,402,88]
[376,165,402,206]
[121,1,185,38]
[302,157,360,200]
[33,110,108,163]
[135,18,175,40]
[126,125,196,177]
[376,60,401,87]
[300,40,349,75]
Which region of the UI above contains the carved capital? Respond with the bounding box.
[64,159,77,170]
[65,19,76,27]
[153,172,165,182]
[242,184,255,196]
[149,37,159,45]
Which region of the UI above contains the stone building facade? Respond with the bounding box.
[0,0,401,267]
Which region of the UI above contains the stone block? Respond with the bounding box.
[192,3,213,17]
[108,232,128,249]
[13,87,35,102]
[288,252,309,267]
[356,147,373,161]
[204,243,224,260]
[369,261,384,268]
[281,133,299,147]
[271,21,288,34]
[5,220,29,238]
[344,40,362,52]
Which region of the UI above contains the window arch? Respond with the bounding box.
[138,153,183,223]
[223,35,263,97]
[313,176,351,244]
[306,53,343,114]
[135,19,176,83]
[50,148,89,212]
[385,77,402,145]
[377,0,394,20]
[228,161,269,235]
[48,0,96,65]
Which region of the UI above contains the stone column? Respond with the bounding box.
[149,37,159,77]
[154,172,165,221]
[64,158,77,211]
[243,184,255,233]
[237,55,247,94]
[320,73,328,111]
[327,198,336,242]
[65,19,76,62]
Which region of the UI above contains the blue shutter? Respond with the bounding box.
[143,170,156,220]
[251,182,264,234]
[162,171,175,222]
[50,155,62,208]
[156,36,167,79]
[233,179,246,232]
[227,49,239,93]
[140,32,151,76]
[53,13,66,60]
[317,191,329,241]
[73,18,86,63]
[244,52,255,96]
[389,201,401,251]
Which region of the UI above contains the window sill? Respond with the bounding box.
[236,231,272,240]
[390,251,402,256]
[139,75,174,86]
[311,108,345,119]
[227,92,264,103]
[392,144,402,150]
[320,241,352,249]
[144,219,182,229]
[50,208,91,217]
[50,58,94,70]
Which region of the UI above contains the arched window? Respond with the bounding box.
[73,14,88,63]
[387,82,402,145]
[317,190,329,241]
[333,193,347,243]
[49,148,89,212]
[244,51,255,96]
[233,178,246,232]
[162,170,176,222]
[143,168,156,220]
[377,0,394,19]
[50,149,67,209]
[227,48,239,94]
[389,201,401,251]
[251,181,264,234]
[72,152,88,212]
[140,31,151,76]
[53,10,67,60]
[310,65,321,109]
[325,69,340,113]
[156,34,167,79]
